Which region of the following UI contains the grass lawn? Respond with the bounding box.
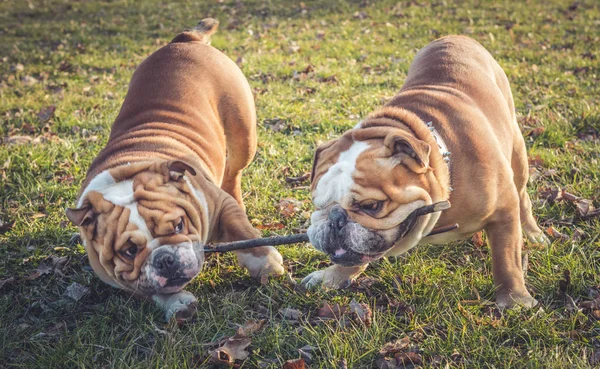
[1,0,599,367]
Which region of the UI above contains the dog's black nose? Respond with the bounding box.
[153,250,179,278]
[329,205,348,234]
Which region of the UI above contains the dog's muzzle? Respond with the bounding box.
[308,205,392,266]
[142,243,204,293]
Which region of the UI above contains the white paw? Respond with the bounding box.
[301,269,352,290]
[496,290,538,309]
[526,231,550,246]
[164,291,198,323]
[237,246,285,278]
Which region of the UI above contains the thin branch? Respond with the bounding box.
[204,201,454,253]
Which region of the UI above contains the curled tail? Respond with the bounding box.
[171,18,219,44]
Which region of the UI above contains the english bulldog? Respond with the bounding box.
[303,35,548,308]
[66,19,284,321]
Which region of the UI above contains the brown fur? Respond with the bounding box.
[307,36,546,308]
[67,21,283,320]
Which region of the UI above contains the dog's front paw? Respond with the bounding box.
[301,269,352,289]
[526,231,550,246]
[496,290,538,309]
[236,246,285,278]
[163,291,198,323]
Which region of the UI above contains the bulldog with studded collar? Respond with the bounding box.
[303,35,547,308]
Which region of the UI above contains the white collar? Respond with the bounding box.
[425,121,452,192]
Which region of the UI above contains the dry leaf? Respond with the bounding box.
[31,213,47,219]
[546,226,568,239]
[37,105,56,122]
[471,231,484,248]
[237,319,266,337]
[209,336,252,366]
[64,282,89,301]
[579,296,600,310]
[317,302,347,319]
[379,336,410,356]
[283,358,306,369]
[561,190,580,202]
[539,187,562,202]
[395,352,423,366]
[277,198,304,219]
[255,222,285,230]
[576,199,596,217]
[24,263,52,281]
[349,299,372,327]
[280,307,303,320]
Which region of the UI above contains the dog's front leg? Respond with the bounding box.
[485,213,537,309]
[216,196,285,278]
[153,291,198,322]
[302,264,368,289]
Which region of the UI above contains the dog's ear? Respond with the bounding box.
[66,204,95,226]
[384,133,431,174]
[310,139,338,185]
[167,160,197,181]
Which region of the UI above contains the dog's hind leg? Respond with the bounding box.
[511,135,549,245]
[485,206,537,309]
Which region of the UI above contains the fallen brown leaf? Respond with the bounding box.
[277,198,304,219]
[575,199,596,217]
[395,352,423,366]
[236,319,266,337]
[471,231,485,248]
[539,187,562,202]
[579,296,600,310]
[349,299,372,327]
[37,105,56,122]
[317,302,347,319]
[546,226,568,239]
[282,358,306,369]
[255,222,285,230]
[209,335,252,366]
[379,336,410,356]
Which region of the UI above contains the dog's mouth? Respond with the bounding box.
[328,247,386,266]
[166,276,192,287]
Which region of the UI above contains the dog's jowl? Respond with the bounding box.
[304,35,547,308]
[66,19,284,322]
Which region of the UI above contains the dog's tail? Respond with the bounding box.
[171,18,219,44]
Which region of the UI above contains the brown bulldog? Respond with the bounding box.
[303,35,548,308]
[66,19,284,321]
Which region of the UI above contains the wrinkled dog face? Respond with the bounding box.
[308,128,433,266]
[67,161,208,295]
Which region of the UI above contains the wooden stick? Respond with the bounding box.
[204,233,309,253]
[204,201,453,253]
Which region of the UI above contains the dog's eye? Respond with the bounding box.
[174,218,184,234]
[121,244,138,260]
[359,201,383,213]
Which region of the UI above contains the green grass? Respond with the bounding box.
[1,0,599,368]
